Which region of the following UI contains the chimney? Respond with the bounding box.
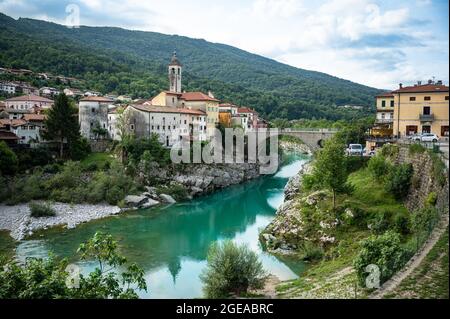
[399,83,403,89]
[208,91,214,98]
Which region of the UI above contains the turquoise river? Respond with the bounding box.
[12,153,309,298]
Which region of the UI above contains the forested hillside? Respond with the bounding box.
[0,12,381,120]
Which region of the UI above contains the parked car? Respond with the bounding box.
[413,133,439,142]
[346,144,364,156]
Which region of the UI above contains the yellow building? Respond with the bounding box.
[218,110,232,127]
[391,82,449,138]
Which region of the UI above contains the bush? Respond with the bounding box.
[385,163,413,199]
[429,152,447,187]
[300,241,324,261]
[156,183,188,201]
[367,155,390,180]
[425,192,438,206]
[200,241,266,298]
[393,212,410,235]
[353,231,409,287]
[411,206,439,248]
[16,147,55,172]
[380,144,399,159]
[346,156,368,173]
[29,202,56,217]
[408,143,426,155]
[0,141,18,175]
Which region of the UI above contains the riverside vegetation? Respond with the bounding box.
[262,137,448,298]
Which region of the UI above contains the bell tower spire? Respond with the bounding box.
[168,51,182,93]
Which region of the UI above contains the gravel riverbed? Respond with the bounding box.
[0,202,121,241]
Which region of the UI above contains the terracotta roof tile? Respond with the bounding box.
[5,94,53,103]
[80,96,114,102]
[23,114,46,121]
[180,92,220,102]
[392,84,449,94]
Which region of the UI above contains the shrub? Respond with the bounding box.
[300,241,324,261]
[200,241,266,298]
[367,155,390,180]
[393,212,410,235]
[380,144,399,159]
[16,147,54,172]
[0,141,18,175]
[29,202,56,217]
[346,156,368,173]
[385,163,413,199]
[156,183,188,201]
[408,143,426,155]
[353,231,409,287]
[425,192,438,206]
[411,206,439,249]
[429,152,447,187]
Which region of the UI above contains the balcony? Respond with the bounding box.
[419,113,434,122]
[375,118,393,124]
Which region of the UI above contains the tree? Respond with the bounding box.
[385,163,413,200]
[353,231,409,287]
[0,141,18,175]
[200,241,266,298]
[0,232,147,299]
[43,93,81,158]
[310,137,348,209]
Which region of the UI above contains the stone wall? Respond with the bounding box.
[394,145,449,214]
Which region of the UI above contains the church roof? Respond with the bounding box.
[169,52,182,66]
[180,92,220,102]
[131,104,206,115]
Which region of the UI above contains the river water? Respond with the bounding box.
[14,153,309,298]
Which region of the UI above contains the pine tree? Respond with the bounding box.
[43,93,80,158]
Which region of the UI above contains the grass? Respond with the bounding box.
[384,228,449,299]
[80,152,113,171]
[29,201,56,217]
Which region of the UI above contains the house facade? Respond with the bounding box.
[5,94,54,110]
[79,96,114,139]
[391,82,449,138]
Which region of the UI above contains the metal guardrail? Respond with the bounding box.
[419,113,434,122]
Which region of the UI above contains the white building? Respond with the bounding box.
[39,87,60,97]
[0,114,45,144]
[122,104,207,146]
[5,94,54,110]
[79,96,114,139]
[0,81,18,94]
[64,88,83,97]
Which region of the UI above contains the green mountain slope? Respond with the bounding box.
[0,12,381,120]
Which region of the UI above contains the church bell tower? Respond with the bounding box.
[168,51,182,93]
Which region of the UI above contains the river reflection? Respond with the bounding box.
[16,153,309,298]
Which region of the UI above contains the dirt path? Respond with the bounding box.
[370,213,449,299]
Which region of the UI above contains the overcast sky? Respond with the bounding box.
[1,0,448,89]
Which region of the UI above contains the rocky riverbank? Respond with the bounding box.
[279,140,312,155]
[138,162,260,200]
[0,202,121,241]
[260,161,313,255]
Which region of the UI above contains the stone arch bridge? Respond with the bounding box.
[278,129,338,151]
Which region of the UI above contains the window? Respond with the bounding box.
[381,100,386,107]
[163,126,165,130]
[151,125,154,130]
[424,96,431,101]
[130,124,135,130]
[157,125,160,130]
[445,96,449,101]
[409,97,416,101]
[422,125,431,133]
[390,100,394,107]
[184,120,187,124]
[91,108,95,113]
[423,106,431,115]
[151,116,154,120]
[173,125,175,129]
